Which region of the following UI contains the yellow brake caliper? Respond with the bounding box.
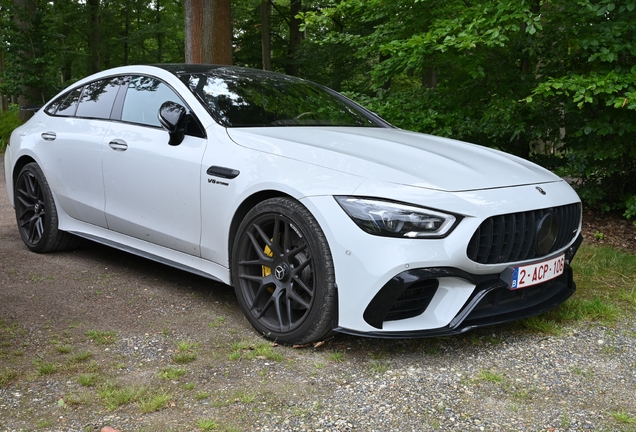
[262,244,274,277]
[262,241,277,293]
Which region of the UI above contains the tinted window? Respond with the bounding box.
[182,69,381,128]
[45,91,71,115]
[75,77,125,120]
[121,76,183,127]
[55,87,83,117]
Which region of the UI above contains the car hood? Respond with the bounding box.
[226,127,562,192]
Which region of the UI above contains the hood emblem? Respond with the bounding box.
[536,186,546,195]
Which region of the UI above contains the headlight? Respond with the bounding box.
[334,196,460,238]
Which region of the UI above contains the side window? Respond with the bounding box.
[45,90,71,115]
[121,76,183,127]
[75,77,125,120]
[54,87,83,117]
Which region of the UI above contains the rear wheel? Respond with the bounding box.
[14,162,78,252]
[232,197,336,344]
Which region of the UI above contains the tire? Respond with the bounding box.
[231,197,336,344]
[14,162,79,253]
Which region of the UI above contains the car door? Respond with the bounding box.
[36,77,124,228]
[102,75,207,256]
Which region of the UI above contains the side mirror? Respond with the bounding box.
[158,101,188,146]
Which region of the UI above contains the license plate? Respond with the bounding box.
[510,254,565,290]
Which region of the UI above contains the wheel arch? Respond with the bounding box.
[227,189,294,283]
[12,155,37,186]
[7,155,37,197]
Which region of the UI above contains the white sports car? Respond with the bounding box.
[4,64,582,344]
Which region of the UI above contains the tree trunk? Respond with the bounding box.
[422,65,437,89]
[261,0,271,70]
[87,0,100,74]
[0,50,7,111]
[156,0,163,62]
[286,0,301,75]
[184,0,233,64]
[123,1,130,64]
[13,0,37,122]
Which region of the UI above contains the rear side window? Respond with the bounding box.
[45,91,71,115]
[52,87,83,117]
[75,77,125,120]
[121,76,183,127]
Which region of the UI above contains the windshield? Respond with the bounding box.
[181,69,383,128]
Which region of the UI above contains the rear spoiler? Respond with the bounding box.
[20,105,43,112]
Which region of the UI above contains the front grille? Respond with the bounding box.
[466,203,581,264]
[384,279,438,322]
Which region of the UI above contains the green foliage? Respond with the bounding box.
[301,0,636,217]
[0,106,21,151]
[2,0,636,215]
[624,196,636,225]
[0,0,185,103]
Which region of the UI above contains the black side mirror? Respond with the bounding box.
[158,101,188,146]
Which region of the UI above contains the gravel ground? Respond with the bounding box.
[1,161,635,432]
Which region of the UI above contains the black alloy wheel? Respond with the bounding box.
[14,162,77,252]
[232,197,336,344]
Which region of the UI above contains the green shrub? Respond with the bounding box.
[0,105,21,151]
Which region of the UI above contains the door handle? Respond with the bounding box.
[108,139,128,151]
[41,132,56,141]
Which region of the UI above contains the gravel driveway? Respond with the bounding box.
[0,160,635,432]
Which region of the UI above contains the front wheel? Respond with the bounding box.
[231,197,336,344]
[14,162,78,252]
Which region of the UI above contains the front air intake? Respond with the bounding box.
[466,203,581,265]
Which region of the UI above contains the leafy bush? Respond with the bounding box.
[0,105,21,152]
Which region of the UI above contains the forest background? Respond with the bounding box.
[0,0,635,220]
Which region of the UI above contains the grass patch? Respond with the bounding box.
[159,366,188,380]
[137,391,172,413]
[0,367,18,387]
[570,245,636,316]
[36,419,53,429]
[86,329,116,345]
[328,351,346,363]
[67,351,93,364]
[517,316,562,335]
[55,344,73,353]
[369,360,388,374]
[609,410,635,424]
[209,316,226,328]
[195,391,210,400]
[228,340,284,361]
[234,390,257,403]
[34,359,57,376]
[475,370,506,384]
[197,419,218,431]
[98,381,147,410]
[78,372,102,387]
[172,340,199,364]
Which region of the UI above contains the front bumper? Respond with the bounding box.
[335,234,582,338]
